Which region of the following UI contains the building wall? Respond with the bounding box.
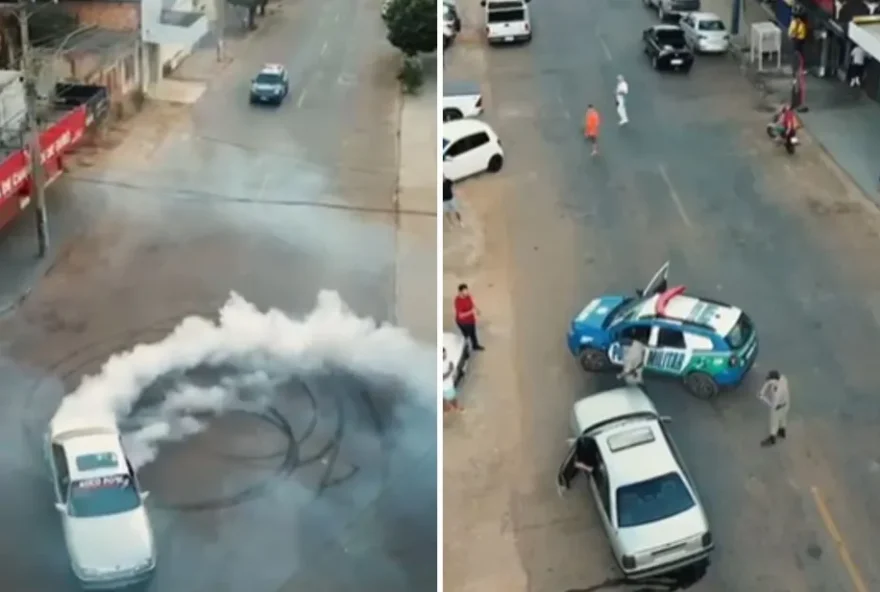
[62,2,140,32]
[51,43,142,106]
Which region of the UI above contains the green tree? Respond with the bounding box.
[383,0,436,57]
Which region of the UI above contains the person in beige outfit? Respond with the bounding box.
[617,338,647,386]
[759,369,790,446]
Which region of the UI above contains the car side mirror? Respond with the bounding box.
[140,491,151,501]
[659,416,672,423]
[54,502,65,512]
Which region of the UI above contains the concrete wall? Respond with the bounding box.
[46,42,142,105]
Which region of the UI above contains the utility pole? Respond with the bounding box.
[215,0,226,61]
[18,3,49,258]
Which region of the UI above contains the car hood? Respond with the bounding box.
[66,510,154,571]
[571,295,626,339]
[616,505,707,554]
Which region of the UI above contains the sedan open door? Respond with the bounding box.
[641,261,670,298]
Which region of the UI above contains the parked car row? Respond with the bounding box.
[640,0,730,73]
[442,80,504,181]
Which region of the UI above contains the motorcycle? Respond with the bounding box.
[766,119,799,155]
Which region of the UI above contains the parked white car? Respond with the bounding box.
[679,12,730,53]
[46,413,156,589]
[443,332,470,398]
[482,0,532,44]
[442,119,504,181]
[443,80,484,121]
[443,0,461,48]
[557,386,714,580]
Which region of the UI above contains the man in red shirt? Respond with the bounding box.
[454,283,484,351]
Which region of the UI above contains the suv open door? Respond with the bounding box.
[640,261,670,298]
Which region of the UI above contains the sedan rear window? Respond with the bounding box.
[698,20,725,31]
[656,30,686,46]
[725,313,753,349]
[69,474,141,518]
[616,472,696,528]
[488,9,525,22]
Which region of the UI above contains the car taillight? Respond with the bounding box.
[728,355,740,367]
[621,554,636,570]
[701,531,713,547]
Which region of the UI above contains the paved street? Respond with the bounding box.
[0,0,436,589]
[444,0,880,590]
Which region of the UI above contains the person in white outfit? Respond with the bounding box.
[850,46,866,87]
[617,337,646,385]
[759,369,790,446]
[615,74,629,126]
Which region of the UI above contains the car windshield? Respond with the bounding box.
[616,472,696,528]
[657,30,686,46]
[725,312,753,349]
[255,73,282,85]
[68,474,141,518]
[605,298,641,329]
[698,20,725,31]
[488,8,525,22]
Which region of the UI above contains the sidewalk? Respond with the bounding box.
[393,56,438,343]
[703,0,880,204]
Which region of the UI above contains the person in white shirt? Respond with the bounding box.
[617,337,646,385]
[850,46,866,87]
[758,369,790,446]
[615,74,629,126]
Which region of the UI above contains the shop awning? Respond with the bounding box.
[849,15,880,61]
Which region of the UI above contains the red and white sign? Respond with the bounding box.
[0,105,87,231]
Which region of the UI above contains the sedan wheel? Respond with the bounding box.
[579,347,610,372]
[684,372,719,400]
[487,154,504,172]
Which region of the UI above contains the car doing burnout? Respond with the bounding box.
[557,386,714,580]
[566,262,758,398]
[46,413,156,589]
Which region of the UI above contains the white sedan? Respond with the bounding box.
[679,12,730,54]
[46,413,156,589]
[443,331,470,398]
[557,386,713,580]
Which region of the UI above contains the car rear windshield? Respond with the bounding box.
[69,474,141,518]
[725,313,753,349]
[255,73,282,85]
[698,20,725,31]
[616,472,696,528]
[672,0,701,9]
[488,8,525,22]
[657,30,686,46]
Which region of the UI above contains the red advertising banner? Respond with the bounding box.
[0,105,87,231]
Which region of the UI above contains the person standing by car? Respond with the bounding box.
[615,75,629,126]
[617,337,647,386]
[758,369,790,446]
[443,347,464,413]
[584,104,601,157]
[454,283,484,351]
[443,176,463,227]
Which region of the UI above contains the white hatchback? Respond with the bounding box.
[557,386,714,580]
[679,12,730,53]
[442,119,504,182]
[46,414,156,589]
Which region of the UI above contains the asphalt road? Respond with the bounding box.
[0,0,436,589]
[445,0,880,590]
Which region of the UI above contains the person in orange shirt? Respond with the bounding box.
[584,105,601,156]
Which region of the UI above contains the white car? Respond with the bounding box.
[679,12,730,53]
[557,386,713,580]
[443,0,461,48]
[46,413,156,589]
[443,332,470,397]
[443,80,484,121]
[482,0,532,44]
[442,119,504,182]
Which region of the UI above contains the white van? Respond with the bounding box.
[481,0,532,45]
[442,119,504,182]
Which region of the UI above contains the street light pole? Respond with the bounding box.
[17,3,49,258]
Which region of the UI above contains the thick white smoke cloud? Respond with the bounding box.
[51,290,435,469]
